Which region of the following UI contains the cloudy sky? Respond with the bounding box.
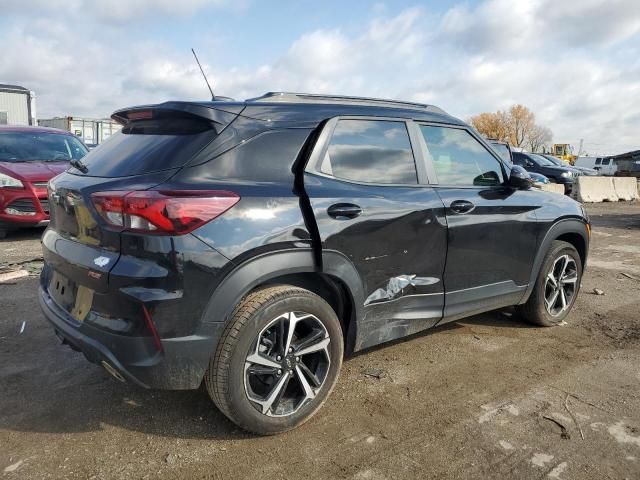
[2,0,639,155]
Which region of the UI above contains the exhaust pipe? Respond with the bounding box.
[101,361,126,383]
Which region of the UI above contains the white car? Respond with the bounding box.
[574,156,617,175]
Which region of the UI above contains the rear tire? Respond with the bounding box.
[205,285,343,435]
[516,240,582,326]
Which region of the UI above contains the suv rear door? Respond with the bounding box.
[416,123,542,321]
[303,117,447,350]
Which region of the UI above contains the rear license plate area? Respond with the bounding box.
[49,271,76,311]
[49,271,94,323]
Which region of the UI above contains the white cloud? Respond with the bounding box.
[2,0,241,21]
[439,0,640,53]
[1,0,639,155]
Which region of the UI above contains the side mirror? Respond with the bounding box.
[508,165,533,190]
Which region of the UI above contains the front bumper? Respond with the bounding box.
[553,177,574,194]
[0,188,49,229]
[0,219,48,231]
[554,177,574,185]
[39,284,224,390]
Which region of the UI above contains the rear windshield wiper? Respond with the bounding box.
[70,158,88,173]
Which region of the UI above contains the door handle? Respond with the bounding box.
[327,203,362,219]
[450,200,475,214]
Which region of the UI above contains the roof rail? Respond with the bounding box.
[246,92,447,115]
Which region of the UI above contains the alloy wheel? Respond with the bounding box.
[244,311,331,417]
[544,254,578,317]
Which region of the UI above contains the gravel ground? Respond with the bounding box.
[1,202,639,479]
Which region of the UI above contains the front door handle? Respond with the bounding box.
[327,203,362,219]
[450,200,475,214]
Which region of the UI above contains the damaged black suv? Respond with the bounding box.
[39,92,590,434]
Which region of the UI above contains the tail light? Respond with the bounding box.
[91,190,240,235]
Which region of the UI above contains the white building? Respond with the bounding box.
[0,84,36,125]
[38,117,121,146]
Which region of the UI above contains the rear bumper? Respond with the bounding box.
[39,284,224,390]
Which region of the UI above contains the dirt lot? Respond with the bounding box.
[1,202,639,479]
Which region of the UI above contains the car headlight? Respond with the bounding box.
[0,173,23,188]
[561,171,571,178]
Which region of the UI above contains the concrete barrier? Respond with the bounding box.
[539,183,565,195]
[612,177,640,201]
[574,176,619,203]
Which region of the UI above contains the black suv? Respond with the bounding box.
[512,151,577,193]
[39,93,590,434]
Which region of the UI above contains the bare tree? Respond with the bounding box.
[468,111,510,141]
[469,104,553,152]
[527,125,553,153]
[508,104,536,148]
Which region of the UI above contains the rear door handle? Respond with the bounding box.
[327,203,362,219]
[450,200,475,214]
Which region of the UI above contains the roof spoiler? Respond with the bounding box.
[111,101,243,134]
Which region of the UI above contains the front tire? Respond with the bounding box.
[516,240,582,326]
[205,285,344,435]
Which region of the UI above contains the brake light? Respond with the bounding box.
[127,110,153,120]
[91,190,240,235]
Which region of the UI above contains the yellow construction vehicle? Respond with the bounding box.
[550,144,577,165]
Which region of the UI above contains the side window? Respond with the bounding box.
[602,158,610,165]
[595,158,602,165]
[512,154,525,167]
[419,125,504,186]
[320,119,417,184]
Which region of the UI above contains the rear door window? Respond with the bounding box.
[319,119,417,184]
[76,116,217,177]
[419,125,503,186]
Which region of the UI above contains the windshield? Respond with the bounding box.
[491,143,512,163]
[541,154,564,166]
[0,132,88,162]
[531,154,556,166]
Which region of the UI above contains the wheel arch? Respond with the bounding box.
[555,231,587,267]
[199,248,365,355]
[519,218,589,304]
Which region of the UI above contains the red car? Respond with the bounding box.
[0,125,88,238]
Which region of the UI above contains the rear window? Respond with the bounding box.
[75,116,217,177]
